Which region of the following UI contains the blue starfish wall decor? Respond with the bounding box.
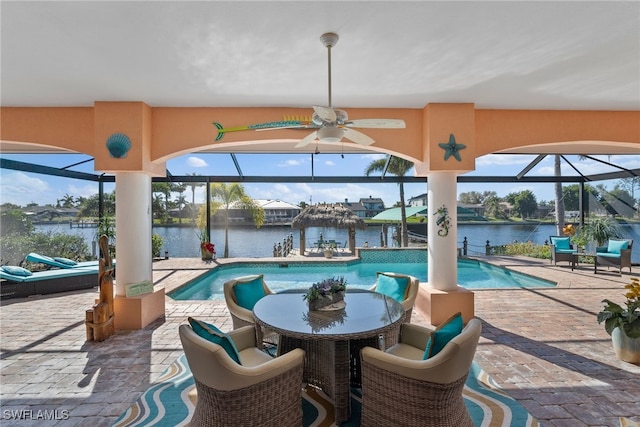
[439,133,466,161]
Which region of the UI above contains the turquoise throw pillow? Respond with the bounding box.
[188,317,241,364]
[233,277,266,310]
[54,257,77,266]
[551,237,570,250]
[607,240,628,254]
[423,312,464,359]
[1,265,33,277]
[375,274,409,302]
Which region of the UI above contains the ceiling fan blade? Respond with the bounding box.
[294,131,318,148]
[344,128,375,146]
[346,119,406,129]
[313,106,336,122]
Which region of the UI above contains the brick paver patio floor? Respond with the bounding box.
[1,255,639,426]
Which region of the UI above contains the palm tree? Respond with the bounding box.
[185,173,204,224]
[554,155,566,236]
[207,183,264,258]
[364,156,414,247]
[172,183,187,224]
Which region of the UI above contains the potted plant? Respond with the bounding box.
[303,276,347,310]
[321,241,337,258]
[579,216,623,249]
[197,228,216,260]
[597,277,640,363]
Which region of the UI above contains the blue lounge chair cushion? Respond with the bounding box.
[1,265,33,277]
[375,273,409,302]
[26,253,72,269]
[53,257,78,266]
[607,240,628,254]
[188,317,241,364]
[25,252,100,269]
[550,237,571,250]
[424,312,464,359]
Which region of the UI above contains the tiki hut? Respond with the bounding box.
[291,203,366,255]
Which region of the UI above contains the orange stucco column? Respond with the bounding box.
[94,102,165,330]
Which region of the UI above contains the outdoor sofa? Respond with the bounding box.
[595,239,633,274]
[0,265,99,299]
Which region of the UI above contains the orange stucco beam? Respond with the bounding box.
[1,107,94,153]
[149,107,423,162]
[2,105,638,175]
[475,109,640,156]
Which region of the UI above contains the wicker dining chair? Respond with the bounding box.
[179,324,305,427]
[360,318,482,427]
[370,272,419,322]
[223,274,277,344]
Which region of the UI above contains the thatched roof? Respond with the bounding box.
[291,203,366,230]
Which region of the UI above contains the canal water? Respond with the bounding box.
[35,222,640,263]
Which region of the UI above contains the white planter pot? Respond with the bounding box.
[611,327,640,364]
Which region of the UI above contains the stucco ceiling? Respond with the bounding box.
[1,1,639,156]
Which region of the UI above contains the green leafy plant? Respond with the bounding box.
[597,277,640,339]
[580,216,623,246]
[303,276,347,302]
[320,241,337,250]
[151,233,163,258]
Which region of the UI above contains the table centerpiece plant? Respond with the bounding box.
[597,277,640,363]
[303,276,347,311]
[320,241,337,258]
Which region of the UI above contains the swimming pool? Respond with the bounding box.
[169,258,556,301]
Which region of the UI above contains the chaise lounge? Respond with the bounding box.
[25,252,100,269]
[595,239,633,274]
[0,265,99,299]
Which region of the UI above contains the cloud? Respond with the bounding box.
[324,160,336,166]
[186,156,208,167]
[361,153,386,161]
[0,172,51,205]
[278,159,303,167]
[67,183,100,199]
[476,154,537,167]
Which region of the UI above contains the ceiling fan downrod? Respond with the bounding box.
[320,32,339,108]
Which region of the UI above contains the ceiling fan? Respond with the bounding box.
[211,32,405,146]
[294,32,405,148]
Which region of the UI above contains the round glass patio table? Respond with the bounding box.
[253,290,405,425]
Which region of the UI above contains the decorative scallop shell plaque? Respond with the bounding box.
[105,133,132,158]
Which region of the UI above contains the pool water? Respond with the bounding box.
[169,259,556,301]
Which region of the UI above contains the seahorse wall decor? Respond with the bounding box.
[434,205,451,237]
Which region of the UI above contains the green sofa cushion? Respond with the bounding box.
[550,237,571,250]
[607,240,628,254]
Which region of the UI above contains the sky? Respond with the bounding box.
[0,152,638,208]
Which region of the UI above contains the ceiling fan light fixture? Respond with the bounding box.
[318,126,345,143]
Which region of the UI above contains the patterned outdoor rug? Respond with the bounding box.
[113,353,539,426]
